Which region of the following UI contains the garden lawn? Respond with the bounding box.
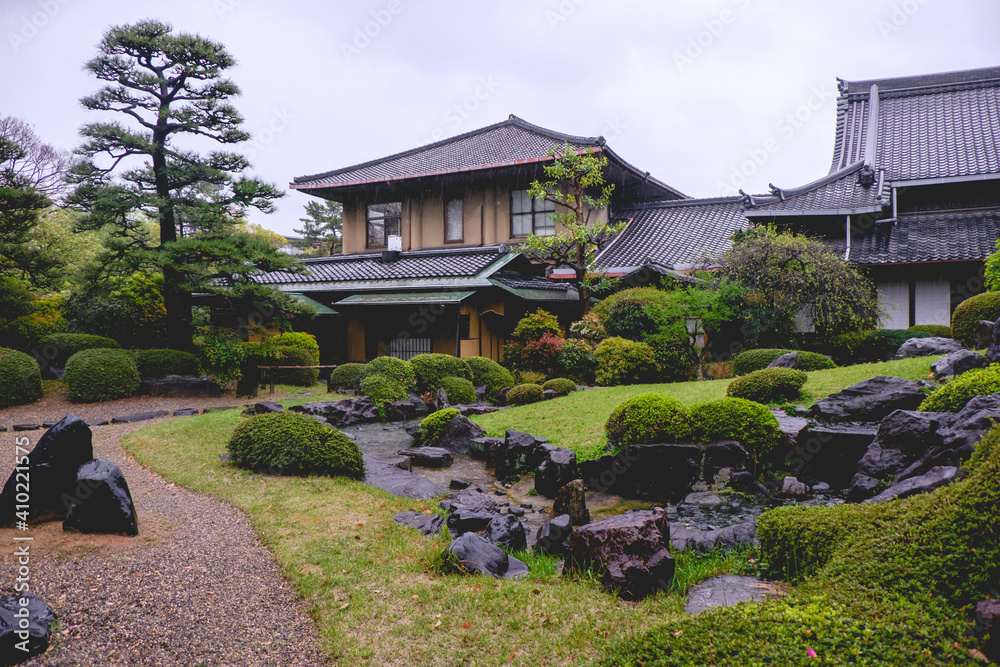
[473,356,940,457]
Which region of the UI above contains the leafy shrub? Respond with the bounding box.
[568,313,607,345]
[908,324,953,338]
[419,408,460,446]
[1,293,69,352]
[235,342,273,397]
[645,332,697,382]
[228,412,365,479]
[359,356,416,389]
[39,333,120,368]
[135,349,200,379]
[359,374,408,405]
[919,365,1000,412]
[271,331,320,364]
[594,337,659,386]
[507,383,544,406]
[274,345,319,386]
[732,348,835,375]
[510,308,561,344]
[829,329,933,365]
[66,272,168,348]
[555,338,597,385]
[604,393,692,448]
[952,291,1000,345]
[542,378,577,396]
[464,356,515,403]
[516,370,546,385]
[688,398,781,462]
[727,367,807,404]
[410,353,472,392]
[440,375,476,405]
[592,287,673,342]
[64,348,141,403]
[517,332,565,372]
[0,347,42,408]
[329,363,365,391]
[195,330,245,388]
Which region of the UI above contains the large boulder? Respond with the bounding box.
[564,508,675,600]
[578,444,702,502]
[439,489,498,515]
[0,593,56,661]
[290,397,379,426]
[786,422,878,488]
[62,459,139,535]
[242,401,285,416]
[446,532,528,580]
[703,441,749,485]
[392,511,444,538]
[434,415,486,454]
[468,437,504,466]
[809,376,925,422]
[363,455,441,499]
[396,447,453,468]
[534,514,573,556]
[931,349,988,380]
[894,337,963,358]
[481,514,527,552]
[0,414,93,524]
[494,430,547,480]
[553,479,590,525]
[867,466,961,503]
[534,445,579,499]
[767,352,800,369]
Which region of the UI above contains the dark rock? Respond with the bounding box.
[456,402,501,416]
[396,447,453,468]
[728,471,768,495]
[111,410,170,424]
[242,401,285,416]
[543,389,558,400]
[433,387,450,411]
[565,507,674,600]
[0,427,5,432]
[494,430,548,479]
[683,575,777,614]
[580,444,701,502]
[682,491,724,507]
[12,424,40,432]
[553,479,590,525]
[895,336,963,358]
[86,419,109,427]
[62,459,139,536]
[363,455,441,499]
[767,352,801,369]
[534,445,579,499]
[988,315,1000,363]
[509,507,525,517]
[877,410,947,453]
[846,474,881,503]
[482,514,527,552]
[786,422,878,488]
[931,349,988,379]
[494,489,507,495]
[0,592,56,661]
[0,414,93,524]
[41,422,58,429]
[704,441,749,484]
[447,508,497,535]
[496,386,510,406]
[435,415,486,454]
[173,408,200,417]
[812,482,831,493]
[974,599,1000,661]
[380,394,430,422]
[439,489,498,515]
[449,478,471,490]
[469,437,504,466]
[779,476,808,497]
[474,384,487,401]
[445,532,528,580]
[867,466,961,503]
[534,514,573,555]
[809,376,925,422]
[392,511,444,538]
[144,375,222,398]
[218,453,231,463]
[670,520,758,553]
[291,397,380,427]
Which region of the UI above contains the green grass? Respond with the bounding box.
[473,356,939,457]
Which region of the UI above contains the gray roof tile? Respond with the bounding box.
[745,162,886,214]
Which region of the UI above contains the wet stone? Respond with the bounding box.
[111,410,170,424]
[62,458,139,536]
[0,592,57,661]
[392,511,444,538]
[397,447,453,468]
[683,575,779,614]
[173,408,200,417]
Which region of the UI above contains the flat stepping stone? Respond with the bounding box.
[111,410,170,424]
[0,426,6,432]
[203,406,240,413]
[682,491,724,506]
[684,575,782,614]
[13,424,41,431]
[365,455,441,499]
[42,421,59,429]
[397,447,454,468]
[174,408,200,417]
[87,419,109,427]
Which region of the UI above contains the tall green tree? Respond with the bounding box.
[520,143,623,311]
[294,200,343,255]
[69,19,291,349]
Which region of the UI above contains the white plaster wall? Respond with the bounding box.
[914,279,951,326]
[878,281,909,329]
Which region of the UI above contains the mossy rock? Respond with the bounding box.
[419,407,460,446]
[0,347,42,408]
[64,348,141,403]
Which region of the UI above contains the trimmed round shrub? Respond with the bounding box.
[64,348,141,403]
[274,345,320,387]
[510,308,561,344]
[358,356,416,391]
[952,291,1000,345]
[464,356,515,403]
[359,374,408,405]
[605,393,692,448]
[419,407,460,446]
[733,348,836,375]
[688,398,781,461]
[228,412,365,479]
[440,375,476,405]
[908,324,953,338]
[271,331,320,364]
[135,348,200,379]
[329,363,365,391]
[507,383,544,406]
[542,378,577,396]
[592,287,673,341]
[594,336,659,386]
[919,365,1000,412]
[0,347,42,408]
[555,338,597,385]
[727,367,808,404]
[39,333,120,368]
[410,353,472,392]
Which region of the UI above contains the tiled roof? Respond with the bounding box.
[828,207,1000,264]
[594,197,748,272]
[744,162,886,215]
[492,270,572,292]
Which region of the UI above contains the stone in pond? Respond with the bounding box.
[446,532,528,580]
[397,447,453,468]
[534,445,579,499]
[553,479,590,525]
[0,592,57,661]
[63,459,139,536]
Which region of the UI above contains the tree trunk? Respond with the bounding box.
[153,124,192,350]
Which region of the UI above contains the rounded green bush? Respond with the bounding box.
[0,347,42,408]
[555,338,597,385]
[440,375,476,405]
[359,374,408,405]
[329,363,366,391]
[358,356,416,390]
[908,324,953,338]
[507,383,544,406]
[604,393,692,448]
[64,348,141,403]
[733,348,836,375]
[727,367,808,404]
[591,287,673,342]
[410,353,472,392]
[542,378,577,396]
[952,291,1000,345]
[919,365,1000,412]
[594,336,659,386]
[228,412,365,479]
[465,356,515,403]
[39,333,120,368]
[274,345,319,387]
[134,348,200,379]
[271,331,320,364]
[419,407,460,446]
[510,308,561,344]
[688,398,781,461]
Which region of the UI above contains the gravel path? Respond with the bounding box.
[0,391,329,666]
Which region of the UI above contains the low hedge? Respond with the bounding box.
[440,375,476,405]
[726,367,807,404]
[134,348,200,379]
[273,346,320,387]
[419,407,460,446]
[594,337,659,386]
[604,393,692,449]
[506,383,544,406]
[359,374,408,405]
[465,356,515,404]
[0,347,42,408]
[270,332,320,364]
[64,348,141,403]
[39,333,120,368]
[410,353,472,392]
[329,363,365,391]
[542,377,577,396]
[952,291,1000,345]
[688,398,781,462]
[732,348,835,375]
[358,356,416,391]
[832,329,933,364]
[919,365,1000,412]
[908,324,953,338]
[228,412,365,479]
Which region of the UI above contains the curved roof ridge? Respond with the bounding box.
[841,65,1000,97]
[619,196,741,211]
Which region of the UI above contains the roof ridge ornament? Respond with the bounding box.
[739,189,756,207]
[768,183,786,201]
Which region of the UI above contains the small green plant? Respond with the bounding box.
[39,333,120,368]
[919,364,1000,411]
[440,375,476,404]
[196,331,244,388]
[727,367,807,404]
[952,291,1000,345]
[464,356,515,403]
[410,353,473,392]
[329,363,365,391]
[510,308,562,344]
[270,331,320,364]
[359,374,408,405]
[419,407,460,446]
[0,347,42,408]
[516,370,546,385]
[555,338,597,385]
[542,378,577,396]
[688,398,781,463]
[604,393,692,448]
[732,348,835,375]
[594,336,659,386]
[358,356,417,389]
[507,383,544,406]
[135,348,200,379]
[64,348,141,403]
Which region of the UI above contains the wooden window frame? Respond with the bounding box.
[366,202,402,249]
[444,198,464,244]
[510,189,556,239]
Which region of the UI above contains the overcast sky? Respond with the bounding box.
[2,0,999,235]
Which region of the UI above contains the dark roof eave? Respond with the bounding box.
[744,206,886,218]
